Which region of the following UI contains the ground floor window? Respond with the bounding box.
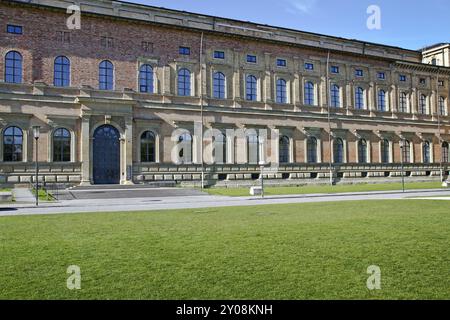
[141,131,156,163]
[53,128,71,162]
[3,126,23,162]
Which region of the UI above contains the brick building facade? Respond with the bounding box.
[0,0,449,186]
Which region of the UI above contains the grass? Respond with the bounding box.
[31,188,54,202]
[1,200,450,300]
[205,181,444,197]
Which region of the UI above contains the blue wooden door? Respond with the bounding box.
[93,125,120,184]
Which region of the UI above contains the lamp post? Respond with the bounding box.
[400,139,405,193]
[33,126,40,206]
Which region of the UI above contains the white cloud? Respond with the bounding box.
[284,0,317,15]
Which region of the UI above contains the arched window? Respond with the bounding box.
[402,140,411,163]
[333,138,344,164]
[419,94,427,114]
[276,79,287,104]
[213,132,226,164]
[54,56,70,87]
[3,126,23,162]
[442,142,449,163]
[307,137,317,163]
[178,132,192,163]
[279,136,290,163]
[141,131,156,162]
[246,75,257,101]
[358,139,368,164]
[247,132,259,164]
[53,128,71,162]
[5,51,22,84]
[439,96,446,116]
[378,90,386,112]
[213,72,226,99]
[423,141,430,164]
[139,64,154,93]
[399,92,408,113]
[178,68,191,96]
[381,139,390,163]
[330,84,340,108]
[304,81,315,106]
[355,87,364,110]
[99,60,114,90]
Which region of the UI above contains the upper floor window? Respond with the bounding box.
[177,68,191,96]
[5,51,22,84]
[330,84,340,108]
[419,78,426,85]
[419,94,427,114]
[53,128,71,162]
[355,69,364,77]
[179,46,190,55]
[330,66,339,74]
[99,60,114,90]
[139,64,154,93]
[358,139,368,164]
[214,51,225,59]
[7,24,23,35]
[213,71,226,99]
[304,62,314,70]
[304,81,315,106]
[377,72,386,80]
[399,92,408,113]
[54,56,70,87]
[247,55,257,63]
[277,59,287,67]
[439,96,446,116]
[438,80,445,86]
[246,75,257,101]
[3,126,23,162]
[399,75,407,82]
[431,58,437,65]
[355,87,364,110]
[276,78,287,104]
[377,90,387,112]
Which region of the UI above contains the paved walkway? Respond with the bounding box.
[11,188,35,203]
[1,188,450,217]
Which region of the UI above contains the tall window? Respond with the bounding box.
[246,75,257,101]
[3,126,23,162]
[358,139,368,163]
[279,136,290,163]
[419,94,427,114]
[378,90,386,111]
[139,64,154,93]
[141,131,156,162]
[307,137,317,163]
[442,142,449,163]
[99,60,114,90]
[276,79,287,104]
[5,51,22,84]
[213,72,226,99]
[53,128,71,162]
[54,56,70,87]
[178,132,192,163]
[423,141,430,164]
[304,81,315,106]
[399,92,408,113]
[381,139,390,163]
[213,132,226,164]
[333,138,344,163]
[439,96,446,116]
[355,87,364,110]
[330,84,340,108]
[178,68,191,96]
[402,140,411,163]
[247,133,259,164]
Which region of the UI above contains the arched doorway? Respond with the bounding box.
[93,125,120,184]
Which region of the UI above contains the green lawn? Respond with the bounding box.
[205,181,444,197]
[31,188,54,202]
[1,200,450,299]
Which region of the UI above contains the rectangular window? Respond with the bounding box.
[377,72,386,80]
[56,31,71,43]
[355,69,364,77]
[101,36,114,48]
[7,24,22,35]
[305,63,314,70]
[420,78,426,85]
[179,46,190,55]
[399,75,407,82]
[330,66,339,74]
[214,51,225,59]
[247,55,257,63]
[142,41,154,52]
[277,59,287,67]
[439,80,445,86]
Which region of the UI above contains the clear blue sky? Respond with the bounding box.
[127,0,449,50]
